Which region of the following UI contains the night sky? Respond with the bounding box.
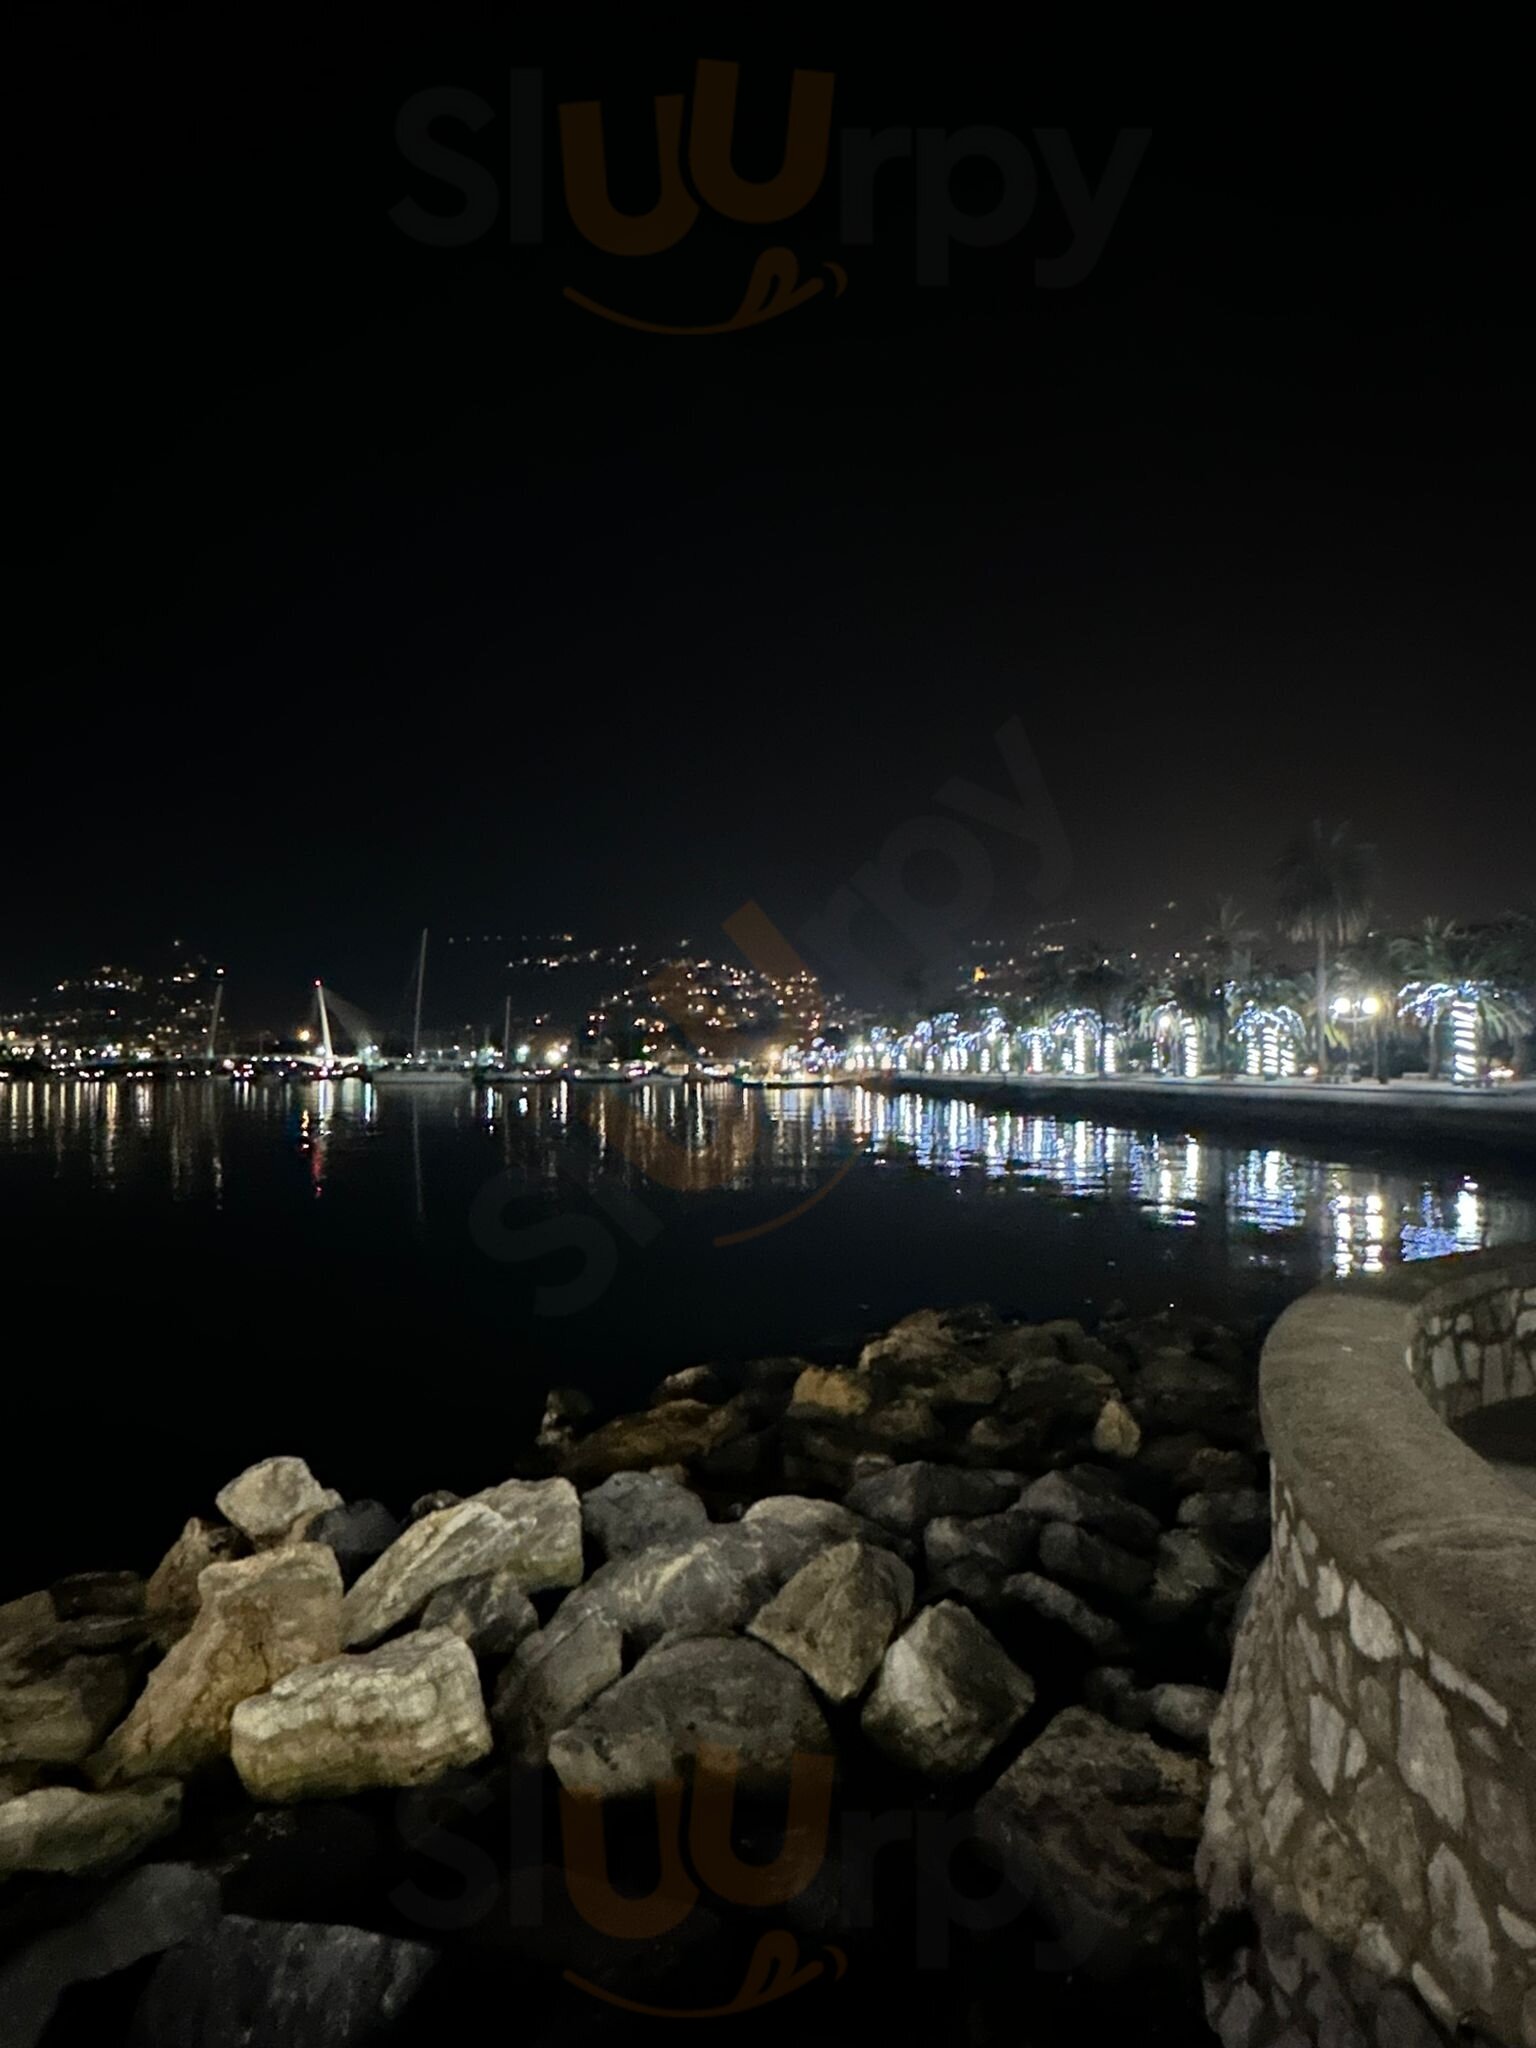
[13,29,1535,1023]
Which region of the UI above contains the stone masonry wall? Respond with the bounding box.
[1198,1255,1536,2048]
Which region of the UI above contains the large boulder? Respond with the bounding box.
[494,1612,624,1765]
[561,1399,746,1484]
[419,1566,538,1656]
[91,1546,343,1785]
[545,1532,757,1652]
[1174,1486,1270,1559]
[844,1462,1020,1535]
[0,1862,219,2048]
[973,1706,1208,1980]
[129,1914,438,2047]
[0,1780,181,1878]
[230,1628,492,1802]
[861,1603,1034,1777]
[339,1502,520,1648]
[468,1476,584,1592]
[1035,1522,1153,1603]
[580,1470,709,1562]
[1129,1351,1257,1449]
[215,1457,340,1546]
[748,1541,914,1702]
[549,1636,832,1799]
[988,1355,1121,1461]
[924,1510,1039,1609]
[550,1495,906,1659]
[1139,1529,1245,1626]
[1018,1469,1161,1553]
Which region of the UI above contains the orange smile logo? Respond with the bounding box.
[558,1747,843,2017]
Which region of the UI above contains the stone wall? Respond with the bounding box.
[1199,1250,1536,2047]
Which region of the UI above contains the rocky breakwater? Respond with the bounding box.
[0,1300,1269,2044]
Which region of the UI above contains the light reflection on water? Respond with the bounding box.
[2,1076,1530,1288]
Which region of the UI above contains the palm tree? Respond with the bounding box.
[1206,897,1259,1077]
[1272,822,1375,1077]
[1069,959,1129,1076]
[1390,917,1463,1080]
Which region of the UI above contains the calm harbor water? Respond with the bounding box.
[5,1074,1534,1589]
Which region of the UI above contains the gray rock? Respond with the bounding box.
[740,1492,900,1558]
[494,1612,624,1765]
[548,1531,761,1652]
[546,1496,901,1657]
[420,1566,539,1656]
[1000,1573,1132,1657]
[299,1500,401,1587]
[924,1510,1039,1606]
[340,1502,521,1648]
[1019,1470,1161,1553]
[973,1706,1208,1979]
[1130,1352,1257,1449]
[549,1636,833,1798]
[1146,1682,1220,1744]
[748,1541,915,1702]
[1139,1528,1243,1625]
[0,1862,219,2048]
[230,1628,492,1801]
[1083,1665,1154,1731]
[581,1470,709,1562]
[91,1546,344,1786]
[469,1476,585,1593]
[215,1457,341,1547]
[861,1603,1034,1777]
[1174,1486,1270,1555]
[997,1355,1119,1445]
[844,1461,1021,1535]
[1036,1522,1153,1602]
[0,1780,181,1877]
[130,1914,438,2047]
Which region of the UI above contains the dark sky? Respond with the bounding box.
[13,26,1535,1022]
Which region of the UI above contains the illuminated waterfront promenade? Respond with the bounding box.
[863,1070,1536,1154]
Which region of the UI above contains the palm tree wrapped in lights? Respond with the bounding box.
[1272,822,1375,1079]
[1232,1001,1310,1078]
[1394,921,1531,1085]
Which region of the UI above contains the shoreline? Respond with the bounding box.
[860,1070,1536,1156]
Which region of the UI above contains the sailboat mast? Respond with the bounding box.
[207,974,225,1059]
[503,994,512,1066]
[412,928,428,1062]
[315,981,334,1066]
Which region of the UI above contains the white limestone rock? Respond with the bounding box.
[0,1780,181,1878]
[340,1503,520,1648]
[215,1458,340,1547]
[748,1540,914,1702]
[861,1602,1034,1777]
[230,1628,492,1801]
[91,1546,343,1785]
